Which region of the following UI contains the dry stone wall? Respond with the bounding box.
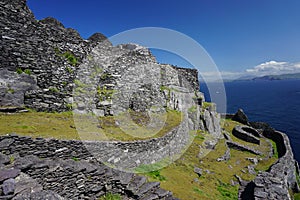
[238,124,300,200]
[251,130,300,200]
[0,0,200,115]
[0,135,178,200]
[0,0,109,111]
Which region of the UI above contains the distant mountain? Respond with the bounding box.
[233,75,257,82]
[252,72,300,81]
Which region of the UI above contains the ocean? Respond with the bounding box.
[200,80,300,163]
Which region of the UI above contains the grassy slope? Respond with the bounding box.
[0,110,182,141]
[144,119,278,200]
[0,111,278,199]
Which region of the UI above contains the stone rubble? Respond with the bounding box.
[0,142,176,200]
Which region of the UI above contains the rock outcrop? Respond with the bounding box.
[237,117,300,200]
[232,109,250,126]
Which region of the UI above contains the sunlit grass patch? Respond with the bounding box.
[0,111,79,140]
[98,193,121,200]
[0,109,182,142]
[141,118,278,200]
[98,109,182,141]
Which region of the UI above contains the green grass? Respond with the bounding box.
[100,73,111,80]
[217,181,238,200]
[98,109,182,141]
[270,140,279,158]
[7,88,15,94]
[24,69,31,75]
[188,106,197,113]
[15,68,31,75]
[0,111,79,140]
[295,193,300,200]
[54,48,78,66]
[0,109,182,142]
[145,170,167,181]
[134,157,172,173]
[16,68,23,74]
[193,187,204,195]
[160,85,171,92]
[97,86,115,101]
[296,170,300,185]
[0,111,279,200]
[62,51,78,66]
[9,155,15,164]
[72,157,79,161]
[65,66,73,73]
[202,102,213,109]
[98,193,121,200]
[49,87,59,93]
[74,79,88,88]
[141,118,277,200]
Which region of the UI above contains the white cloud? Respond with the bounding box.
[246,60,300,76]
[199,60,300,82]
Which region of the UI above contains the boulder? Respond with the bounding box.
[232,109,250,125]
[194,167,203,177]
[0,153,10,165]
[2,178,15,195]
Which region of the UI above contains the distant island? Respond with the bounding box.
[252,72,300,81]
[232,72,300,82]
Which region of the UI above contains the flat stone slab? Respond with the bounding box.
[226,141,262,155]
[3,178,15,195]
[0,138,14,149]
[233,125,260,145]
[0,168,20,182]
[0,153,10,165]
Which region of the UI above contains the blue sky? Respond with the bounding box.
[27,0,300,79]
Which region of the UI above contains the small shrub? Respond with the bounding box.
[160,85,171,101]
[93,64,103,73]
[194,134,205,140]
[160,85,170,92]
[66,103,73,110]
[296,170,300,185]
[146,170,167,181]
[97,86,115,101]
[66,66,73,73]
[24,69,31,75]
[72,157,79,161]
[217,181,238,200]
[74,79,87,88]
[54,47,61,54]
[271,140,279,158]
[9,156,15,164]
[100,73,111,80]
[49,87,59,93]
[7,88,15,94]
[16,68,23,74]
[202,102,212,109]
[62,51,78,66]
[295,193,300,200]
[193,187,204,195]
[99,193,121,200]
[188,106,197,113]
